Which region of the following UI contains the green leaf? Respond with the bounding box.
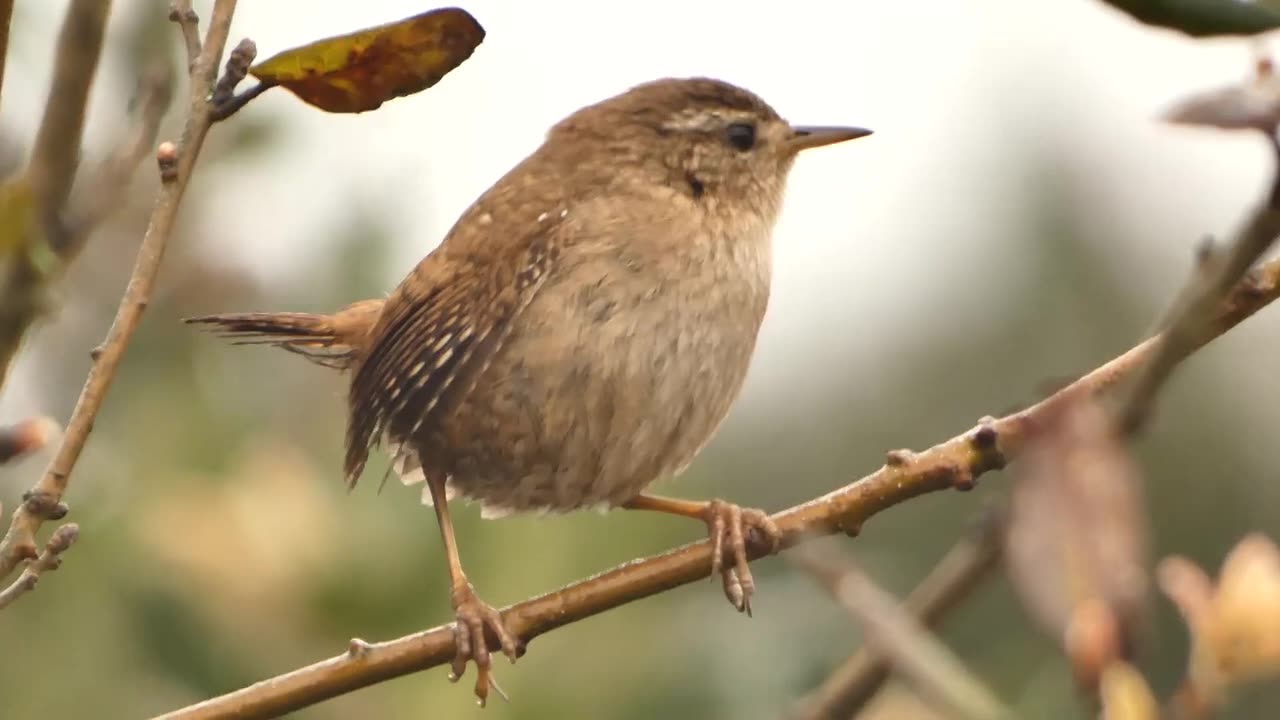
[0,177,37,259]
[1101,0,1280,36]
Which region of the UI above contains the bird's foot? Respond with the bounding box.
[447,583,520,706]
[700,499,783,615]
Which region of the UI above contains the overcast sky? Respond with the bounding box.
[4,0,1273,418]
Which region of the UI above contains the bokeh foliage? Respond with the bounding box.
[1,2,1279,719]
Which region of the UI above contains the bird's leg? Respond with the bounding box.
[427,474,519,706]
[622,494,782,615]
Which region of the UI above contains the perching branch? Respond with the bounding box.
[791,543,1015,720]
[0,0,243,592]
[789,507,1006,720]
[153,255,1280,720]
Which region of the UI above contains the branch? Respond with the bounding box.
[0,0,14,111]
[791,543,1015,720]
[1119,89,1280,432]
[0,523,77,610]
[0,0,242,585]
[26,0,112,231]
[168,1,201,71]
[153,257,1280,720]
[789,507,1006,720]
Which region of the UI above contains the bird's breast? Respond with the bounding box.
[423,218,773,517]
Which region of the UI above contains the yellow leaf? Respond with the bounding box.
[1159,533,1280,707]
[1100,662,1159,720]
[249,7,484,113]
[0,177,36,258]
[1210,533,1280,682]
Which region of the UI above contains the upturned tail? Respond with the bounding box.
[185,299,384,371]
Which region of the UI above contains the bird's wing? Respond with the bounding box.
[343,228,559,488]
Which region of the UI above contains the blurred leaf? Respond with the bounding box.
[0,174,59,281]
[1165,60,1280,132]
[1099,662,1159,720]
[249,7,485,113]
[0,175,38,260]
[134,441,342,626]
[0,176,54,387]
[1101,0,1280,36]
[1160,533,1280,706]
[1004,400,1150,688]
[1211,534,1280,681]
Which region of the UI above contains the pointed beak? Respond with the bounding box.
[785,125,873,154]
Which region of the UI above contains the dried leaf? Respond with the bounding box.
[1099,662,1159,720]
[1004,400,1150,687]
[249,7,484,113]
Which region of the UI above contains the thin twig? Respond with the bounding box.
[210,81,270,122]
[152,257,1280,720]
[791,543,1015,720]
[0,0,14,113]
[0,0,241,585]
[168,1,201,70]
[26,0,112,232]
[1119,138,1280,433]
[0,523,78,610]
[790,507,1006,720]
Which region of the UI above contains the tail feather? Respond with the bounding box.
[186,300,383,371]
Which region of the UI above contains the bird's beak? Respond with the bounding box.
[785,125,873,154]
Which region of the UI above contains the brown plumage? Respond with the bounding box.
[188,298,383,370]
[187,77,870,704]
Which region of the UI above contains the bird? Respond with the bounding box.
[187,76,870,704]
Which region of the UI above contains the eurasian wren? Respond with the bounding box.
[189,77,870,704]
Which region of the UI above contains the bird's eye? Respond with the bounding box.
[725,122,756,151]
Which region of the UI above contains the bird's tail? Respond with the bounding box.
[185,299,384,371]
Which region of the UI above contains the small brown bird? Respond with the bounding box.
[189,77,869,703]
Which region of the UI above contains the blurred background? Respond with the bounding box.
[2,0,1280,717]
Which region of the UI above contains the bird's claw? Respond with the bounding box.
[700,499,782,616]
[448,583,519,706]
